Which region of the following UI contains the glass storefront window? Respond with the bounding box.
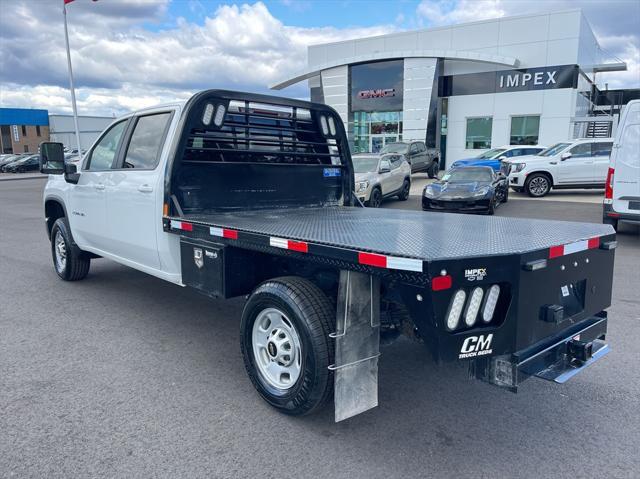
[510,116,540,145]
[466,117,492,149]
[351,111,403,153]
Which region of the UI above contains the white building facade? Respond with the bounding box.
[272,9,625,166]
[49,114,114,150]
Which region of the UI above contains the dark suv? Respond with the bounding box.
[381,141,440,177]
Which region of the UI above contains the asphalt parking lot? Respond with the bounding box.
[1,178,639,478]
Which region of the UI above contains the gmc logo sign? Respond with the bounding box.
[357,88,395,99]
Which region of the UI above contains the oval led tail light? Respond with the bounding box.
[464,287,484,327]
[482,284,501,323]
[213,104,226,126]
[328,116,336,136]
[447,289,466,331]
[202,103,214,125]
[320,115,329,135]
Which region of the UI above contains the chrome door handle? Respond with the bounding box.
[95,184,105,190]
[138,184,153,193]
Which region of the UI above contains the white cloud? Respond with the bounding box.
[416,0,505,26]
[0,1,394,116]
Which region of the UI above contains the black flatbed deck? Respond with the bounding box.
[174,206,613,262]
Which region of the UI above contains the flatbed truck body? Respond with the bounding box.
[41,90,616,421]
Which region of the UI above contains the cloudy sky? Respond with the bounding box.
[0,0,638,116]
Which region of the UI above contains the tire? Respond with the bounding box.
[50,218,90,281]
[369,187,382,208]
[398,179,410,201]
[427,161,439,179]
[240,276,335,416]
[525,173,551,197]
[487,198,496,215]
[603,216,618,231]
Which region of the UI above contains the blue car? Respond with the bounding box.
[451,145,545,172]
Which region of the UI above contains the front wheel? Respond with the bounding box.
[427,161,439,179]
[525,173,551,197]
[50,218,90,281]
[398,179,410,201]
[240,277,335,416]
[368,187,382,208]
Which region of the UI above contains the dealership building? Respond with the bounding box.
[272,9,627,166]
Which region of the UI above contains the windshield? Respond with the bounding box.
[475,148,506,159]
[443,168,493,182]
[353,157,379,173]
[380,143,408,154]
[538,143,571,157]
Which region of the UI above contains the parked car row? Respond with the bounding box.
[0,153,41,173]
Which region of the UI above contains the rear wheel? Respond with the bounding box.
[240,277,334,416]
[50,218,90,281]
[398,179,410,201]
[525,173,551,197]
[427,161,439,179]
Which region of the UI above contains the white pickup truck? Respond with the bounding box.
[41,90,616,422]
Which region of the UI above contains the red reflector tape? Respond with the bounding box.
[223,229,238,240]
[588,237,600,249]
[288,240,308,253]
[170,220,192,231]
[358,252,387,268]
[432,275,452,291]
[549,245,564,259]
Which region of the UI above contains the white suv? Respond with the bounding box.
[505,138,613,197]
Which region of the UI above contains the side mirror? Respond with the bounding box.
[64,162,80,184]
[379,162,391,174]
[498,156,507,161]
[561,152,572,161]
[39,142,65,174]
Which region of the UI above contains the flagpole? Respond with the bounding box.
[63,2,83,158]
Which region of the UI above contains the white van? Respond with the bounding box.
[603,99,640,230]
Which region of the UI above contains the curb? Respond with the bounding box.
[0,175,48,182]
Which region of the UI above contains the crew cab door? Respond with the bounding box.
[556,143,594,184]
[104,111,173,270]
[70,119,128,251]
[591,141,613,185]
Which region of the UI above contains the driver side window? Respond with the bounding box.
[569,143,591,158]
[85,120,127,171]
[409,143,419,154]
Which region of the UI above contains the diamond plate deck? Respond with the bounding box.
[183,207,613,261]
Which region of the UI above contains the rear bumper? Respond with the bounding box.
[603,203,640,224]
[475,312,609,391]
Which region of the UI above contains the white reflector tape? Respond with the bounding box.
[563,240,589,255]
[210,227,224,237]
[170,220,182,229]
[386,256,423,273]
[269,237,289,249]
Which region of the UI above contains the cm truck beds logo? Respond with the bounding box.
[459,334,493,359]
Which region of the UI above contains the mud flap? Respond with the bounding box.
[330,270,380,422]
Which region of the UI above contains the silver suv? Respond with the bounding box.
[353,154,412,207]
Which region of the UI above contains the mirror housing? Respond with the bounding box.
[561,152,572,160]
[39,142,65,174]
[498,156,507,161]
[379,160,391,174]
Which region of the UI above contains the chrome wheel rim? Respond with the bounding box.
[529,177,548,196]
[252,308,302,390]
[54,230,67,272]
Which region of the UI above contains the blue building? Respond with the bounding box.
[0,108,50,154]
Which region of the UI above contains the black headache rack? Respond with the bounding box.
[164,89,354,216]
